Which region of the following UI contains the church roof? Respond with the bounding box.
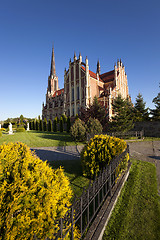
[100,70,115,83]
[81,66,103,82]
[52,88,64,97]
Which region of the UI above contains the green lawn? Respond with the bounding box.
[103,160,160,240]
[49,159,90,199]
[0,130,88,198]
[0,130,82,147]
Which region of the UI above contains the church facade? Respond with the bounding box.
[42,47,129,121]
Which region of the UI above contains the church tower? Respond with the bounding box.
[47,46,59,96]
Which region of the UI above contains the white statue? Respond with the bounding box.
[27,122,30,131]
[0,123,1,129]
[9,122,13,135]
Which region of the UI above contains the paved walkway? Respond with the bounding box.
[32,141,160,194]
[31,145,84,162]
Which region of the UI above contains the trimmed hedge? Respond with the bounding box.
[86,117,103,136]
[16,127,25,132]
[81,135,127,178]
[70,119,86,141]
[0,142,73,239]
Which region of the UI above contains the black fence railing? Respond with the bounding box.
[109,130,144,139]
[44,145,130,240]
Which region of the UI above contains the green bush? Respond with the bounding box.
[35,120,39,131]
[70,119,86,141]
[0,142,73,239]
[16,127,25,132]
[62,114,67,123]
[32,121,35,130]
[0,131,2,137]
[60,117,64,132]
[81,135,127,178]
[0,128,5,132]
[86,117,103,136]
[66,116,71,133]
[29,122,32,130]
[48,119,53,132]
[53,118,57,132]
[39,120,43,131]
[43,118,47,131]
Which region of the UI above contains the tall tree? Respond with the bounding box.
[134,93,149,121]
[80,96,106,124]
[109,95,134,132]
[43,118,47,131]
[48,119,53,132]
[150,92,160,121]
[60,117,64,132]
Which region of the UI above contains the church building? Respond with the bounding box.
[42,47,129,121]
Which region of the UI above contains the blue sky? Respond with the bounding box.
[0,0,159,121]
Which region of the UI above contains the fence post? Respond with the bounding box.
[60,218,63,239]
[80,196,83,237]
[87,188,89,224]
[71,206,74,240]
[109,164,112,197]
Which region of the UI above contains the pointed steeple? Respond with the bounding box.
[96,59,101,75]
[50,45,56,78]
[74,51,77,61]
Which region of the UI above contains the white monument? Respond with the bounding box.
[27,122,30,131]
[9,123,13,135]
[0,123,1,129]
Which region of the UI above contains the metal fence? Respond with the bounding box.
[48,145,130,239]
[109,130,144,139]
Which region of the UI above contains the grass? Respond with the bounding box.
[49,159,90,198]
[0,130,89,198]
[125,137,160,142]
[103,160,160,240]
[0,130,83,147]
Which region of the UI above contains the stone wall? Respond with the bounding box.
[133,121,160,137]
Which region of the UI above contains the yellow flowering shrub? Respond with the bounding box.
[81,135,127,178]
[0,142,73,240]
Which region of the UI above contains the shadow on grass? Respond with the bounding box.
[32,149,80,162]
[149,155,160,160]
[37,132,73,141]
[50,159,83,177]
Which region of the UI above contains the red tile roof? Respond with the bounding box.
[52,88,64,97]
[81,66,103,82]
[100,70,115,83]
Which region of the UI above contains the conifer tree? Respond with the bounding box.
[134,93,149,121]
[67,116,71,133]
[80,96,106,124]
[60,117,64,132]
[53,117,57,132]
[43,118,47,131]
[109,95,134,132]
[35,120,39,131]
[39,120,43,131]
[150,92,160,121]
[32,120,35,130]
[62,114,67,123]
[29,121,32,130]
[48,119,53,132]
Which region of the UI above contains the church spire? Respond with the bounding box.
[50,45,56,78]
[96,59,101,75]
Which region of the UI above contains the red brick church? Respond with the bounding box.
[42,47,129,121]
